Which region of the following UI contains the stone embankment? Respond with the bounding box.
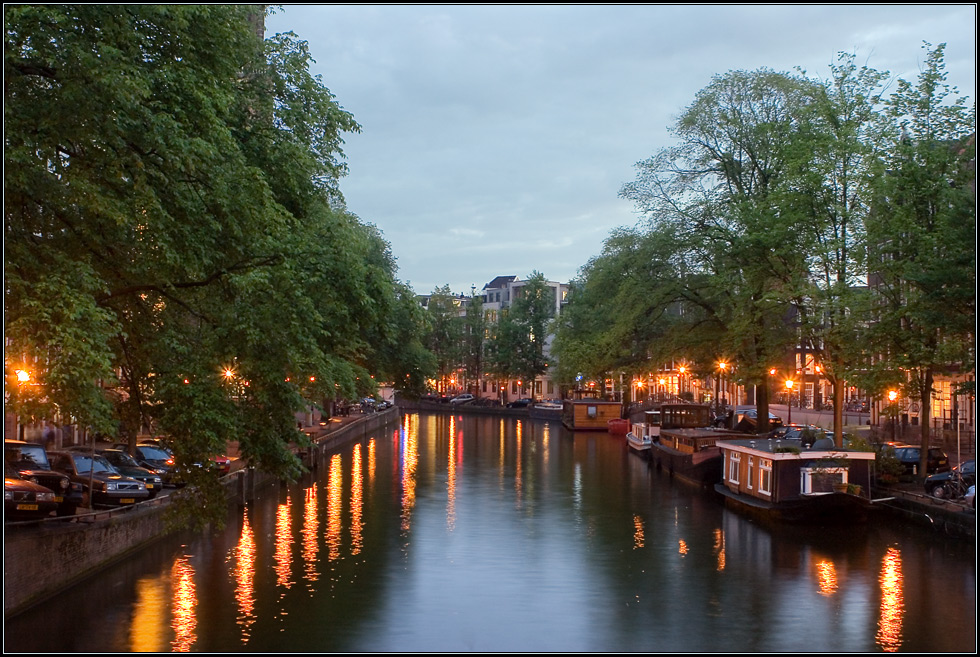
[4,408,398,618]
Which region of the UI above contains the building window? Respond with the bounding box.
[759,459,772,496]
[727,452,741,484]
[512,381,518,394]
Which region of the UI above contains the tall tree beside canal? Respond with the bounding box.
[862,43,976,475]
[4,5,422,525]
[777,53,889,446]
[619,69,816,430]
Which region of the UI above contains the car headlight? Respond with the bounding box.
[37,491,56,502]
[4,490,13,500]
[98,482,110,492]
[58,478,69,491]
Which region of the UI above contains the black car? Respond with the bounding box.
[923,459,975,499]
[4,439,82,516]
[113,443,178,485]
[48,450,149,507]
[880,443,949,478]
[506,398,534,408]
[5,462,60,520]
[98,449,165,498]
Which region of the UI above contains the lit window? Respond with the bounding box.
[728,452,741,484]
[759,459,772,496]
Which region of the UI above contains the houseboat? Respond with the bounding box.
[714,437,877,523]
[650,426,741,487]
[561,399,623,431]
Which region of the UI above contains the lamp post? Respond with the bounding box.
[718,362,728,416]
[678,366,686,400]
[785,379,795,426]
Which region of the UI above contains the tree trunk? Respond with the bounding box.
[918,368,933,481]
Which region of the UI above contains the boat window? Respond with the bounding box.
[587,406,597,419]
[759,459,772,496]
[727,452,741,484]
[747,456,754,490]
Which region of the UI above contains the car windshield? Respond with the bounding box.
[139,446,171,460]
[107,452,140,468]
[5,444,51,470]
[72,454,116,474]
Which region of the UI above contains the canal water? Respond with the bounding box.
[5,412,976,652]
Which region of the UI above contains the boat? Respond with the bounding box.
[625,408,661,454]
[607,418,630,435]
[561,398,623,431]
[626,429,652,453]
[528,401,563,421]
[650,426,740,487]
[713,437,878,523]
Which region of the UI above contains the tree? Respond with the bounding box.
[863,43,976,476]
[424,285,465,391]
[620,69,816,431]
[779,53,888,445]
[488,272,554,398]
[461,291,487,391]
[4,6,418,527]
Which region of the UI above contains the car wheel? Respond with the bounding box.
[929,483,947,499]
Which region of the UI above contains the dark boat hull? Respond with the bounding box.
[714,483,874,524]
[650,442,722,488]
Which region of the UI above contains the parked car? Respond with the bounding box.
[506,398,533,408]
[734,407,783,432]
[98,449,165,498]
[923,458,975,499]
[5,462,59,520]
[113,443,178,485]
[4,439,82,516]
[965,484,975,509]
[879,443,949,478]
[450,394,475,404]
[47,450,149,507]
[768,424,829,444]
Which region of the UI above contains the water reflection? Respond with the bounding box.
[302,484,319,585]
[274,498,293,591]
[877,546,904,652]
[326,454,342,561]
[231,515,256,643]
[170,555,197,652]
[130,575,167,652]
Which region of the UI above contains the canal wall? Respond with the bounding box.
[3,409,399,619]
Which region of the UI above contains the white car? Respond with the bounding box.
[449,394,474,404]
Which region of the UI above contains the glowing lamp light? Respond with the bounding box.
[719,362,727,371]
[887,390,898,402]
[223,369,234,379]
[785,379,795,390]
[15,369,31,383]
[769,368,777,376]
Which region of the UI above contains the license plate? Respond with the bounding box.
[17,504,39,511]
[145,483,154,489]
[120,498,135,504]
[54,496,63,503]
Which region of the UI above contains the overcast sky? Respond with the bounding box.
[264,4,976,296]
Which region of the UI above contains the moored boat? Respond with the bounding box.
[650,427,741,487]
[607,418,630,435]
[561,399,622,431]
[714,437,878,523]
[528,401,563,421]
[626,430,652,453]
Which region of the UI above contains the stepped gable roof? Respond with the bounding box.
[483,275,518,290]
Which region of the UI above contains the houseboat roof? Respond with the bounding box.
[716,438,877,461]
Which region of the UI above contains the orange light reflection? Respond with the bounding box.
[274,497,293,590]
[876,546,904,651]
[816,560,838,597]
[351,445,364,555]
[233,516,256,644]
[632,515,645,549]
[302,484,319,586]
[713,528,726,572]
[327,453,343,561]
[170,555,197,652]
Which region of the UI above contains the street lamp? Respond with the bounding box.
[718,362,728,415]
[678,366,687,399]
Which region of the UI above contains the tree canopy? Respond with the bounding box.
[4,5,433,524]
